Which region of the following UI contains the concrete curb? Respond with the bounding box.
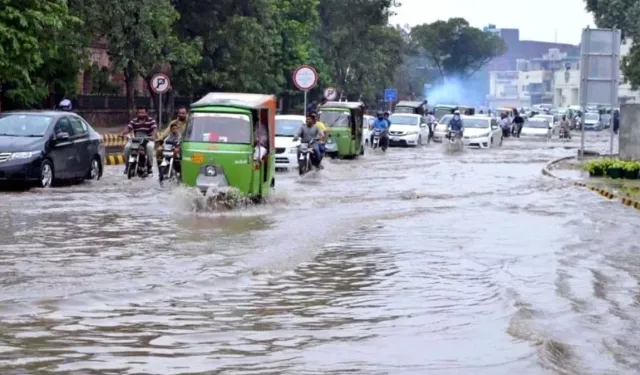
[542,155,640,211]
[100,134,127,147]
[105,154,125,165]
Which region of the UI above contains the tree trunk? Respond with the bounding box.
[124,61,137,116]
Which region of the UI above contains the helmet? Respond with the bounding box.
[58,99,72,111]
[454,110,461,115]
[376,111,383,117]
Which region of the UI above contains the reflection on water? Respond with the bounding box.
[1,132,640,374]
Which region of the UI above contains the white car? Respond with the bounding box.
[363,115,374,147]
[461,116,502,148]
[532,114,560,135]
[433,114,453,142]
[274,115,304,170]
[520,118,552,138]
[387,114,429,146]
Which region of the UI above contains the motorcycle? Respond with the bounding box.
[298,142,315,175]
[559,127,571,139]
[159,140,181,184]
[127,136,151,179]
[371,130,382,150]
[446,130,464,152]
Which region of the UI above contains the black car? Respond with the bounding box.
[0,111,105,188]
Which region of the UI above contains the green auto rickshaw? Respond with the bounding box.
[180,93,276,200]
[318,101,365,159]
[395,101,427,115]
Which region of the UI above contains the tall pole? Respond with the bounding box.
[609,30,617,156]
[158,93,163,129]
[303,90,308,116]
[579,30,590,160]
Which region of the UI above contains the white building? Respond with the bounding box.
[487,71,521,108]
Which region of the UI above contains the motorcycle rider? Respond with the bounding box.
[57,99,72,111]
[157,106,188,161]
[447,110,464,139]
[122,106,157,175]
[161,122,182,175]
[560,115,571,138]
[372,111,390,150]
[498,113,510,137]
[293,114,322,169]
[512,110,524,138]
[383,111,391,127]
[426,111,437,140]
[309,111,326,168]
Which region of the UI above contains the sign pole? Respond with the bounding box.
[609,30,618,156]
[304,90,308,116]
[158,93,163,128]
[579,30,590,160]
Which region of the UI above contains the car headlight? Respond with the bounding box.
[10,151,40,160]
[205,165,216,176]
[475,132,490,138]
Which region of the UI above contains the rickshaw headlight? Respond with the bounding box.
[205,165,216,176]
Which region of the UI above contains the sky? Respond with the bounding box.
[390,0,595,45]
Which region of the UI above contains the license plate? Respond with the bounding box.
[391,137,399,141]
[326,144,336,150]
[128,156,135,162]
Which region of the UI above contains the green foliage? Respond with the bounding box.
[409,18,507,78]
[583,158,640,174]
[0,0,82,106]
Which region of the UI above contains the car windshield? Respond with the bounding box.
[524,120,549,128]
[389,115,418,125]
[461,118,489,128]
[318,111,350,127]
[585,113,599,121]
[186,113,251,144]
[438,115,453,125]
[435,107,453,119]
[0,114,51,137]
[394,107,417,114]
[275,118,302,136]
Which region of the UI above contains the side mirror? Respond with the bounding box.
[56,132,70,141]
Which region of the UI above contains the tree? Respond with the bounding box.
[79,0,201,112]
[410,18,506,79]
[0,0,81,108]
[585,0,640,89]
[315,0,404,101]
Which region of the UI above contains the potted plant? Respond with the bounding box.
[622,160,640,179]
[606,160,624,179]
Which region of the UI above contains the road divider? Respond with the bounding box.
[106,154,125,165]
[101,134,127,147]
[543,155,640,211]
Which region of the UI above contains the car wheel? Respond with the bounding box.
[488,138,493,148]
[86,156,101,180]
[418,136,422,146]
[39,160,54,188]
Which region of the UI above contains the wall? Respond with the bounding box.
[553,69,580,106]
[488,71,520,107]
[619,103,640,160]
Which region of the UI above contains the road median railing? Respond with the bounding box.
[542,155,640,211]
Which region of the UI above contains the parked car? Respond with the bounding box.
[0,111,105,188]
[274,115,304,171]
[532,114,560,135]
[387,114,430,146]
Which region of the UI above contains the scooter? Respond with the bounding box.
[446,130,464,152]
[372,130,382,150]
[159,140,181,184]
[127,137,151,179]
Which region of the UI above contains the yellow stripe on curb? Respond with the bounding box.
[106,154,125,165]
[100,134,127,147]
[542,156,640,211]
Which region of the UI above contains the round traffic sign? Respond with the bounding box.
[324,87,338,100]
[150,73,170,94]
[293,65,317,90]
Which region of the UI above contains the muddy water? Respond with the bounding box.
[1,132,640,374]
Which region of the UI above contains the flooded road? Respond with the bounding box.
[2,131,640,374]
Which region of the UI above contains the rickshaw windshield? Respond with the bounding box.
[186,113,251,144]
[394,107,416,114]
[318,111,350,127]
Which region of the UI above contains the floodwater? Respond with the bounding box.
[1,131,640,374]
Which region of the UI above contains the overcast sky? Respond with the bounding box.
[390,0,595,45]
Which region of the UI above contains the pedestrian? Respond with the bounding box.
[613,110,620,134]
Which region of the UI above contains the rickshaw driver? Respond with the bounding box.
[254,120,269,160]
[293,114,322,169]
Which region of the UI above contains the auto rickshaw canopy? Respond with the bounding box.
[191,92,277,110]
[320,101,365,110]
